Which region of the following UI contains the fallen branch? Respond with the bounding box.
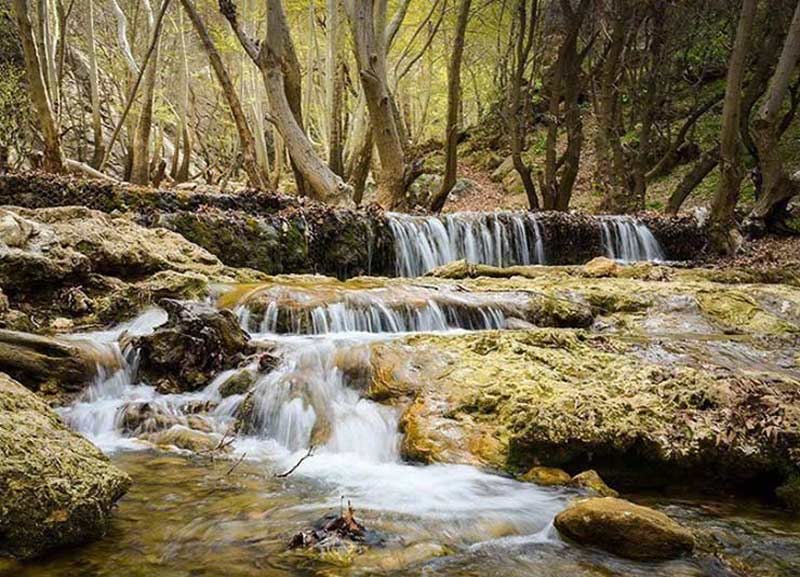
[275,445,314,478]
[226,452,246,475]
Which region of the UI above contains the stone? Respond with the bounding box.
[133,299,252,393]
[218,369,256,397]
[521,466,572,486]
[0,372,130,559]
[144,426,224,453]
[0,209,34,247]
[776,475,800,513]
[583,257,620,278]
[554,497,694,560]
[117,402,179,435]
[569,470,618,497]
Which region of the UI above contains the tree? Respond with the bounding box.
[708,0,759,254]
[344,0,420,209]
[220,0,350,202]
[11,0,63,172]
[747,0,800,233]
[430,0,473,213]
[180,0,270,189]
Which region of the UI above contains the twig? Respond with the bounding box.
[226,452,247,475]
[275,446,315,478]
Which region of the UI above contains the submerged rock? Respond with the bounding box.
[133,300,252,393]
[0,372,130,559]
[218,369,256,397]
[144,425,225,453]
[554,497,694,560]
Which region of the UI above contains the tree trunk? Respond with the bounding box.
[220,0,349,201]
[708,0,758,254]
[12,0,64,172]
[747,0,800,232]
[129,35,160,185]
[430,0,472,213]
[665,148,720,216]
[181,0,269,189]
[327,0,346,177]
[345,0,409,208]
[87,0,105,168]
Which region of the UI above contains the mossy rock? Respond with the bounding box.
[520,466,571,486]
[554,497,694,560]
[0,372,131,559]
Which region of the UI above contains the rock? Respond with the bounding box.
[0,288,7,313]
[0,329,118,396]
[218,369,256,397]
[777,475,800,513]
[0,372,130,559]
[554,497,694,560]
[0,209,34,247]
[133,299,252,393]
[505,317,537,330]
[144,425,224,453]
[521,466,571,486]
[583,257,620,278]
[355,542,449,572]
[50,317,75,332]
[569,470,618,497]
[117,402,179,435]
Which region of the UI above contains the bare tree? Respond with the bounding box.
[430,0,473,213]
[708,0,759,254]
[747,0,800,233]
[180,0,270,189]
[12,0,63,172]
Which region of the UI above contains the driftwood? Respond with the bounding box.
[288,500,368,550]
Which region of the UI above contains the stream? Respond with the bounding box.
[3,219,800,577]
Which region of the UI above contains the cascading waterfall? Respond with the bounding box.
[599,215,665,263]
[388,212,546,277]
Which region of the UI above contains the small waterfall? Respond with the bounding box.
[241,300,506,335]
[388,212,546,277]
[599,216,665,262]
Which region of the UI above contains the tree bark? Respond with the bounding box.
[430,0,472,213]
[87,0,104,168]
[665,147,720,216]
[747,0,800,232]
[326,0,346,176]
[181,0,269,189]
[12,0,64,172]
[708,0,758,254]
[129,33,161,185]
[345,0,410,208]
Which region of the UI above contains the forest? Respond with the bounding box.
[1,0,800,576]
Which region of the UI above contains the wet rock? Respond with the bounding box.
[219,369,256,398]
[569,470,618,497]
[117,402,179,434]
[521,466,571,486]
[0,372,130,559]
[354,542,449,572]
[144,425,225,453]
[583,257,620,278]
[554,497,694,560]
[289,503,377,555]
[0,329,117,396]
[133,300,252,393]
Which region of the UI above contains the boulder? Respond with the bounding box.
[0,373,130,559]
[133,299,252,393]
[554,497,694,560]
[117,402,179,435]
[569,470,618,497]
[521,466,571,486]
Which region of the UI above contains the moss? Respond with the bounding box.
[0,373,131,559]
[776,475,800,513]
[696,290,798,334]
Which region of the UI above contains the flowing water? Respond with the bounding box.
[5,275,800,576]
[387,212,664,276]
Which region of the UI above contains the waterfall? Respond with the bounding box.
[599,216,665,262]
[387,212,546,277]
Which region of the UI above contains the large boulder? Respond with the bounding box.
[0,373,130,559]
[133,299,253,393]
[554,497,694,560]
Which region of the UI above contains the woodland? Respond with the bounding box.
[2,1,800,577]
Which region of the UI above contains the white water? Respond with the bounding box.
[388,212,546,277]
[387,212,665,275]
[58,301,569,538]
[599,216,665,263]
